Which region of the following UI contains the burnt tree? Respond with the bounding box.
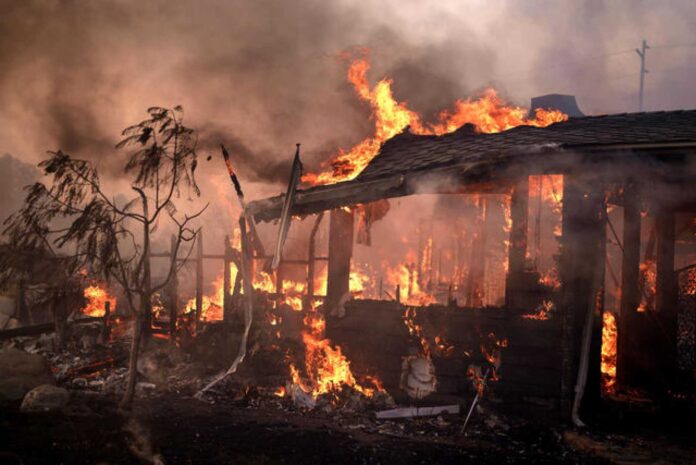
[0,106,206,408]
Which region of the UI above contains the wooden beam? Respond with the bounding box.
[195,229,204,332]
[506,178,529,309]
[559,174,606,418]
[223,235,232,324]
[325,209,354,315]
[169,234,178,341]
[617,182,641,389]
[655,207,677,383]
[306,212,325,310]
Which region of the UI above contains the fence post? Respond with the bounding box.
[169,234,179,342]
[195,229,204,331]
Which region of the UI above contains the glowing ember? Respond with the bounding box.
[302,58,567,186]
[81,285,117,317]
[601,311,618,393]
[638,259,656,312]
[403,307,431,357]
[522,300,555,320]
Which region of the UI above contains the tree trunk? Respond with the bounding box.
[120,303,145,409]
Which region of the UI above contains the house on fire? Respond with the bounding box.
[246,109,696,420]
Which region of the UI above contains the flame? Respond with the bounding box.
[288,311,384,399]
[403,307,431,357]
[638,259,656,312]
[386,261,436,306]
[601,311,618,393]
[81,285,117,317]
[302,58,567,186]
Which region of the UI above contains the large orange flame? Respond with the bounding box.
[601,311,618,393]
[81,285,117,317]
[302,58,567,186]
[289,311,384,399]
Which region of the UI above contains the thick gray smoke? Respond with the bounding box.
[0,0,695,257]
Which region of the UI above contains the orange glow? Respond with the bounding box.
[302,58,567,186]
[81,285,117,317]
[289,311,384,399]
[521,300,555,320]
[386,261,436,306]
[638,259,656,312]
[601,311,617,393]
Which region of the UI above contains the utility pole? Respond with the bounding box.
[636,39,649,111]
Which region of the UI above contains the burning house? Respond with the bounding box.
[245,108,696,421]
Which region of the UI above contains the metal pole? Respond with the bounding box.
[636,39,649,111]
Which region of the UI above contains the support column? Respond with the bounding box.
[195,229,203,331]
[169,234,179,341]
[506,178,529,309]
[326,209,354,316]
[223,235,232,323]
[466,196,488,307]
[559,175,606,418]
[305,212,324,310]
[655,207,677,384]
[617,183,641,389]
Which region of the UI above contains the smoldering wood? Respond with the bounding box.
[223,235,233,323]
[271,144,302,270]
[465,196,488,307]
[195,229,204,332]
[508,178,529,278]
[325,209,354,315]
[196,216,256,397]
[306,212,325,309]
[618,182,641,388]
[655,207,677,382]
[558,174,606,417]
[169,234,179,340]
[0,316,104,340]
[327,300,562,409]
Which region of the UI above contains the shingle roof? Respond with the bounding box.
[357,110,696,181]
[247,109,696,221]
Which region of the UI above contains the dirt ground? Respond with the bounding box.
[2,389,695,465]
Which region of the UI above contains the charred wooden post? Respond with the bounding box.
[305,212,324,310]
[466,196,488,307]
[195,229,204,331]
[326,208,354,315]
[655,207,677,384]
[506,177,530,309]
[275,261,283,306]
[103,300,111,342]
[617,182,641,388]
[168,234,179,340]
[559,175,606,418]
[16,279,29,325]
[223,235,233,323]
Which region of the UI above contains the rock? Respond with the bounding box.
[0,347,55,402]
[20,384,70,412]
